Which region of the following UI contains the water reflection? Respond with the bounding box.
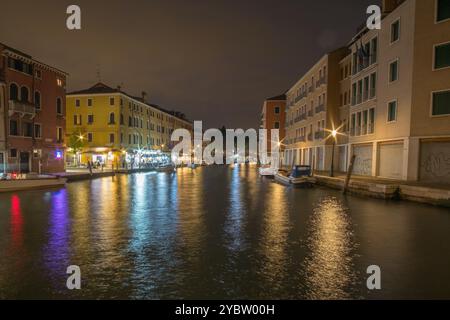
[10,195,24,251]
[0,166,449,299]
[302,196,358,299]
[44,189,70,289]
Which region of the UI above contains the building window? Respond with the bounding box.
[109,113,115,124]
[389,60,399,82]
[20,86,29,102]
[109,134,115,144]
[370,73,377,98]
[23,122,33,137]
[88,114,94,124]
[120,114,124,125]
[87,98,93,107]
[434,42,450,69]
[57,78,64,87]
[128,116,132,127]
[10,149,17,158]
[34,91,41,109]
[57,127,63,143]
[75,99,81,107]
[437,0,450,22]
[34,124,42,139]
[35,69,42,79]
[369,108,375,134]
[388,100,397,122]
[274,122,280,129]
[56,98,63,114]
[9,83,19,100]
[432,90,450,116]
[274,106,280,114]
[370,37,378,64]
[87,133,93,142]
[74,115,82,125]
[391,19,400,43]
[110,97,115,106]
[9,120,18,136]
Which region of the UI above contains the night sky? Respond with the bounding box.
[0,0,379,129]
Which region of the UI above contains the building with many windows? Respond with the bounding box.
[344,0,450,182]
[284,0,450,184]
[66,83,193,168]
[260,94,286,156]
[284,47,348,171]
[0,43,67,174]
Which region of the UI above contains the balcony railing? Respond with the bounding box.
[298,136,306,142]
[8,100,36,117]
[307,109,313,117]
[308,86,314,93]
[300,113,307,121]
[315,103,325,113]
[314,130,325,140]
[316,75,327,88]
[307,133,313,141]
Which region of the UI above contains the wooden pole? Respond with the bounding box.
[343,155,356,194]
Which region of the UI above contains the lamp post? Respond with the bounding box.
[330,129,337,177]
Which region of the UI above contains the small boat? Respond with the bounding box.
[156,164,176,172]
[275,165,315,187]
[259,166,278,177]
[0,176,67,193]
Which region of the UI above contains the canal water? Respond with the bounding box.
[0,165,449,299]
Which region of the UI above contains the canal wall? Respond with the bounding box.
[0,177,67,193]
[313,174,450,207]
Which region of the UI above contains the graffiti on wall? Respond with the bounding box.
[353,146,372,176]
[420,142,450,183]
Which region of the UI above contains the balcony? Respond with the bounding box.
[316,75,327,88]
[315,103,325,113]
[300,113,307,121]
[308,86,314,93]
[307,133,313,141]
[8,100,36,118]
[298,136,306,142]
[314,130,325,140]
[307,109,313,117]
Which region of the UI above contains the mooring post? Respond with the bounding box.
[343,155,356,194]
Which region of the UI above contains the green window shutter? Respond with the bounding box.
[432,91,450,116]
[437,0,450,22]
[435,43,450,69]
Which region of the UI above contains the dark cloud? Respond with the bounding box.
[0,0,379,129]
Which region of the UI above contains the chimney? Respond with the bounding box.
[141,91,147,102]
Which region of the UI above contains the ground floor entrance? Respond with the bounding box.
[19,152,30,173]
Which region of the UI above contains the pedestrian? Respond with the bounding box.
[87,160,93,176]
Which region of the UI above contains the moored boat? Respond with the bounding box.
[258,166,278,177]
[274,165,314,187]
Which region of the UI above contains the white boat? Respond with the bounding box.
[259,166,278,177]
[156,164,176,172]
[0,176,67,193]
[275,168,315,187]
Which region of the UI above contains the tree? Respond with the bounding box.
[67,131,86,166]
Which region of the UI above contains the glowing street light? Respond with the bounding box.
[330,129,338,177]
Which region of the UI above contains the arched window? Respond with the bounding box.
[56,98,62,114]
[34,91,41,109]
[109,112,115,124]
[9,83,18,101]
[20,86,29,102]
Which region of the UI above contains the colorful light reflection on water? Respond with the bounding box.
[0,166,449,299]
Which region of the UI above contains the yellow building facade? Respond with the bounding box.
[66,83,193,168]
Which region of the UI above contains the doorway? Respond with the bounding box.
[19,152,30,173]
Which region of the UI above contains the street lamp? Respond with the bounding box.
[330,129,337,177]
